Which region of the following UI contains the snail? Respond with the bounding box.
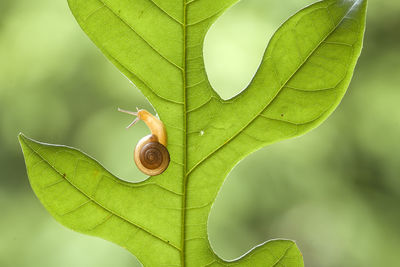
[118,108,170,176]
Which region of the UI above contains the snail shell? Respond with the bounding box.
[134,134,170,176]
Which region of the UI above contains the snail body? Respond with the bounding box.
[119,108,170,176]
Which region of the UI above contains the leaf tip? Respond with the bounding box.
[18,133,40,158]
[18,132,33,147]
[18,133,31,158]
[18,132,27,147]
[18,132,25,141]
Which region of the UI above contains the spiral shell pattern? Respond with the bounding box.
[134,136,170,176]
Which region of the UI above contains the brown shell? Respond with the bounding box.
[134,135,170,176]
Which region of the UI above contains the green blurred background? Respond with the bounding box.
[1,0,399,266]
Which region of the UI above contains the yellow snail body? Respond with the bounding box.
[119,108,170,176]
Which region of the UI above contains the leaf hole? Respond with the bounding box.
[204,0,314,100]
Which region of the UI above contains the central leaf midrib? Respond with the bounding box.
[181,0,188,266]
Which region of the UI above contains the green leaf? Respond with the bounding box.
[19,0,367,266]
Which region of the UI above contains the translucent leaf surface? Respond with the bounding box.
[19,0,367,265]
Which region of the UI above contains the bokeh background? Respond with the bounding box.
[1,0,399,266]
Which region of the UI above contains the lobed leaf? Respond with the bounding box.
[20,0,367,266]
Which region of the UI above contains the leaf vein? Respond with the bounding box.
[105,52,184,105]
[95,0,183,71]
[146,0,183,25]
